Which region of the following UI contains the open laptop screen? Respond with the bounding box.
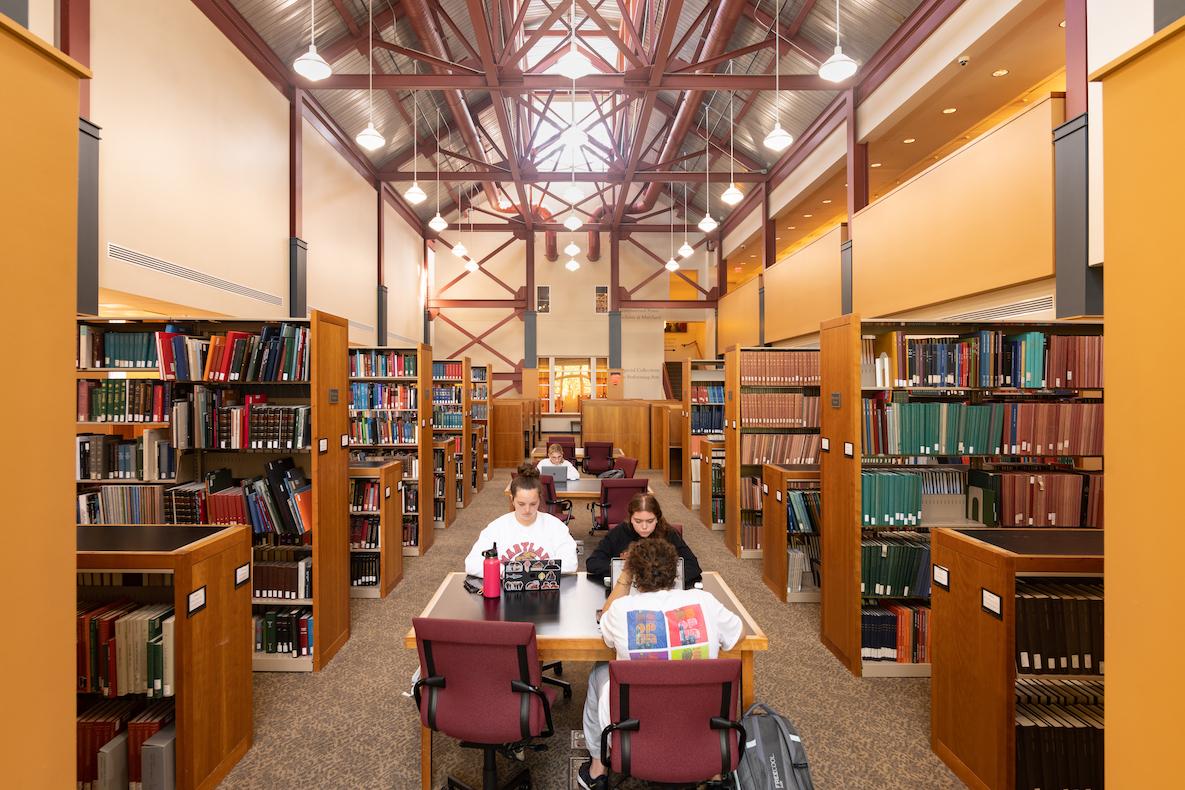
[610,556,685,591]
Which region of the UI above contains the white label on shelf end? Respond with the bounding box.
[235,564,250,586]
[981,588,1002,617]
[340,434,349,447]
[385,486,392,498]
[843,442,854,457]
[821,437,830,451]
[932,564,949,588]
[187,585,207,616]
[776,491,782,502]
[762,484,768,494]
[318,438,328,453]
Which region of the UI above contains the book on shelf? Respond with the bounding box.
[861,603,930,663]
[786,490,821,533]
[740,510,761,551]
[76,433,175,482]
[349,381,418,410]
[471,383,489,401]
[349,479,381,512]
[350,552,380,587]
[349,412,418,445]
[76,697,151,790]
[740,350,820,386]
[471,367,488,382]
[162,323,310,382]
[740,392,819,428]
[252,549,312,600]
[967,470,1103,528]
[689,383,725,404]
[77,379,173,423]
[740,433,820,465]
[1016,580,1104,675]
[78,327,159,370]
[1015,701,1102,790]
[431,405,464,428]
[472,403,488,420]
[350,516,380,549]
[78,486,166,525]
[860,468,965,527]
[402,515,420,547]
[169,388,310,450]
[252,607,314,657]
[350,349,418,378]
[860,532,932,598]
[860,330,1103,390]
[433,500,446,522]
[126,700,176,790]
[431,385,463,405]
[401,484,419,515]
[690,404,724,435]
[76,601,176,699]
[432,361,463,380]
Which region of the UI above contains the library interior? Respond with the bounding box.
[6,0,1182,787]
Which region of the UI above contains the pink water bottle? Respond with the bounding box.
[482,544,501,598]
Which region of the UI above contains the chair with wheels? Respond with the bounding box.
[587,478,648,533]
[582,441,616,476]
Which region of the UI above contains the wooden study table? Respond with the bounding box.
[404,571,768,790]
[529,446,626,461]
[502,476,652,505]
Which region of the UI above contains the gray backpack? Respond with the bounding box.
[730,703,814,790]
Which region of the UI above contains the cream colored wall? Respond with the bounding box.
[383,198,423,343]
[92,0,290,316]
[302,117,377,344]
[26,0,54,44]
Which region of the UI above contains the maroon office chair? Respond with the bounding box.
[582,441,616,475]
[545,435,576,462]
[539,475,574,526]
[667,522,684,537]
[616,456,639,479]
[412,618,557,790]
[588,478,648,533]
[599,659,747,786]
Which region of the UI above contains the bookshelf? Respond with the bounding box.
[682,359,726,509]
[471,365,492,487]
[698,439,725,531]
[75,313,352,674]
[819,315,1104,678]
[432,438,458,528]
[930,528,1103,790]
[347,344,434,557]
[348,460,403,599]
[432,357,471,511]
[761,465,822,603]
[77,524,252,789]
[723,347,821,560]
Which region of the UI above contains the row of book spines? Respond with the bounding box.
[1015,703,1102,790]
[861,603,930,663]
[349,480,383,511]
[77,432,175,482]
[739,511,762,550]
[78,487,166,525]
[786,491,821,533]
[252,558,312,600]
[431,386,464,403]
[971,470,1103,528]
[76,697,175,788]
[402,515,421,546]
[739,433,820,466]
[740,393,820,428]
[349,350,417,378]
[350,516,381,549]
[177,402,311,451]
[739,350,820,386]
[689,384,724,404]
[349,414,419,445]
[351,553,380,586]
[431,362,464,378]
[350,381,417,410]
[1016,581,1104,676]
[431,409,465,428]
[76,602,175,699]
[690,405,724,434]
[860,535,932,598]
[77,380,173,423]
[87,325,308,382]
[471,367,488,382]
[78,328,158,369]
[253,608,313,657]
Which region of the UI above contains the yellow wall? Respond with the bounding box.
[763,225,843,342]
[717,274,761,351]
[302,117,378,344]
[1094,18,1185,786]
[851,96,1063,317]
[0,16,88,786]
[92,0,290,316]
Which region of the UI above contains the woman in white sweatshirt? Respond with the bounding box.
[464,464,579,577]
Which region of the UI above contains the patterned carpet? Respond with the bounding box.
[220,469,963,789]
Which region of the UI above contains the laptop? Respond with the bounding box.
[610,557,685,591]
[539,464,570,488]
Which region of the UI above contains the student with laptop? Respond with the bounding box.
[536,443,580,481]
[463,464,578,577]
[578,538,742,790]
[585,492,702,588]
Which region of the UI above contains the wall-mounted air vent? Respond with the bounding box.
[944,296,1054,322]
[107,243,284,306]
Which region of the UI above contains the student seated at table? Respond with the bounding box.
[536,443,580,481]
[464,464,578,577]
[578,538,742,790]
[584,492,702,588]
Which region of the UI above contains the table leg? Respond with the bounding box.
[421,725,432,790]
[741,651,755,708]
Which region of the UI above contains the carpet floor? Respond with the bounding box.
[220,469,963,789]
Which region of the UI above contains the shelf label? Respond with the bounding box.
[328,387,339,404]
[762,483,769,494]
[843,442,854,458]
[318,438,328,453]
[830,392,841,409]
[775,491,782,502]
[385,485,392,498]
[187,585,207,617]
[981,588,1003,619]
[235,563,251,588]
[932,564,950,590]
[340,433,349,448]
[821,437,830,452]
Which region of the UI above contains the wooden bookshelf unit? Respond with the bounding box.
[682,359,726,509]
[652,401,682,483]
[433,357,471,510]
[761,465,821,603]
[471,365,491,487]
[492,397,535,468]
[931,528,1103,790]
[819,315,1104,678]
[698,439,725,531]
[77,524,252,789]
[348,344,434,557]
[348,460,403,599]
[433,438,457,528]
[723,347,821,560]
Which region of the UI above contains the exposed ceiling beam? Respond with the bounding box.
[379,170,767,182]
[296,72,853,91]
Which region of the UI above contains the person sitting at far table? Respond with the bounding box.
[536,443,580,481]
[585,492,702,588]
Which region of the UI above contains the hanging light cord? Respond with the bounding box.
[729,62,735,183]
[835,0,841,47]
[310,0,317,46]
[367,0,374,125]
[774,0,781,124]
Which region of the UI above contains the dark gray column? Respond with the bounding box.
[376,285,388,345]
[77,118,101,315]
[0,1,28,26]
[524,310,538,368]
[288,238,307,318]
[1156,0,1185,29]
[608,311,621,367]
[1054,114,1102,317]
[841,240,853,314]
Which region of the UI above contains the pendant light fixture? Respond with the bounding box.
[564,241,581,257]
[563,70,584,231]
[764,0,793,153]
[463,198,478,270]
[451,187,468,258]
[355,0,385,151]
[698,105,718,233]
[818,0,859,82]
[678,182,694,258]
[565,258,581,271]
[427,110,448,233]
[665,200,679,271]
[405,92,427,204]
[563,212,583,232]
[556,0,594,80]
[293,0,332,81]
[721,73,744,206]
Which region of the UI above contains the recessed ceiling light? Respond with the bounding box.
[942,107,957,114]
[1059,19,1066,27]
[803,213,813,218]
[775,236,781,240]
[822,199,832,204]
[789,226,796,230]
[992,69,1009,77]
[733,266,742,272]
[870,162,882,168]
[903,137,916,144]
